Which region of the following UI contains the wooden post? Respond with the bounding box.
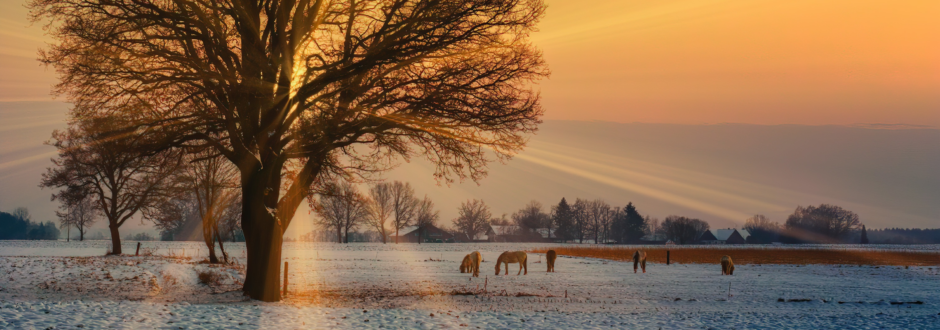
[283,262,289,296]
[666,250,670,265]
[136,242,141,256]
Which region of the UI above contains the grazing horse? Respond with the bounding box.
[459,251,483,277]
[460,254,472,273]
[495,251,528,275]
[546,250,557,272]
[632,250,647,273]
[721,255,735,275]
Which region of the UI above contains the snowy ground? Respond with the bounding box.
[2,241,940,329]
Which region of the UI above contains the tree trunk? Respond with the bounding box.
[240,174,283,302]
[395,227,399,244]
[216,229,228,264]
[206,236,219,263]
[108,224,122,255]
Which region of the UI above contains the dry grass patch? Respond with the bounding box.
[528,246,940,266]
[197,270,221,286]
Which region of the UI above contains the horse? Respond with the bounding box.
[495,251,527,275]
[721,255,735,275]
[632,250,647,273]
[546,250,557,272]
[459,254,472,274]
[459,251,483,277]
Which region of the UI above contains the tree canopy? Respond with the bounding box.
[31,0,549,301]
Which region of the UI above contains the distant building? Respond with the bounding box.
[700,229,748,244]
[387,224,455,243]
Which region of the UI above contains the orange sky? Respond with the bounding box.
[1,0,938,126]
[533,0,940,126]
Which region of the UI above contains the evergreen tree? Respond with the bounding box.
[860,225,869,244]
[613,202,646,243]
[552,198,575,242]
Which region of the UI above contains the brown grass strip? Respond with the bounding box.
[529,247,940,266]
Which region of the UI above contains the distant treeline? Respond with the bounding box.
[859,228,940,244]
[0,208,61,240]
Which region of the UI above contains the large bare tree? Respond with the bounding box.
[41,118,180,254]
[31,0,548,301]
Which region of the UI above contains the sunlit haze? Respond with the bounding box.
[1,0,938,235]
[2,0,940,326]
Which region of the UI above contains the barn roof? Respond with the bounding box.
[715,229,737,241]
[388,226,419,237]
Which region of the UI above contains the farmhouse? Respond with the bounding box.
[700,229,749,244]
[387,224,455,243]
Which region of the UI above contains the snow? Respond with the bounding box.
[2,241,939,329]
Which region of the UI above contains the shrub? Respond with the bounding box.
[197,270,221,286]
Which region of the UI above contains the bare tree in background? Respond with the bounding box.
[512,200,550,233]
[154,154,241,263]
[645,216,660,239]
[661,216,710,244]
[41,118,181,254]
[389,182,418,243]
[367,183,394,244]
[414,196,439,227]
[571,199,590,243]
[599,205,617,244]
[453,199,492,242]
[587,200,610,244]
[413,196,440,244]
[31,0,548,301]
[785,205,859,242]
[56,193,99,241]
[312,182,369,244]
[11,208,31,223]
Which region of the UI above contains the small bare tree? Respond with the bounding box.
[453,199,492,242]
[414,196,440,228]
[56,193,99,241]
[389,181,419,243]
[662,216,710,244]
[412,196,440,244]
[512,201,549,232]
[312,182,369,243]
[366,183,394,244]
[586,199,611,244]
[153,154,240,263]
[41,118,181,254]
[571,199,590,243]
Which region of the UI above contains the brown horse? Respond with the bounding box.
[495,251,527,275]
[721,255,735,275]
[459,254,472,273]
[632,250,647,273]
[459,251,483,277]
[546,250,557,272]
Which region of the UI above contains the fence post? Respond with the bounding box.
[666,250,670,265]
[283,262,289,296]
[136,242,141,256]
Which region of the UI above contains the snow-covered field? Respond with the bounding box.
[2,241,939,329]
